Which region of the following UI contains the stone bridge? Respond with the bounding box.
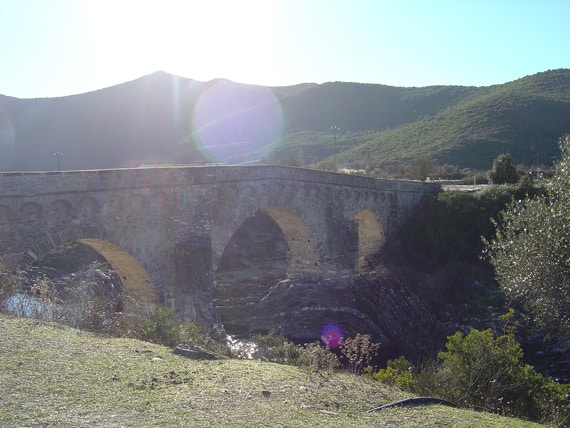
[0,165,439,328]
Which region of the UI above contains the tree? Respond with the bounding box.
[485,135,570,337]
[409,156,434,181]
[488,153,519,184]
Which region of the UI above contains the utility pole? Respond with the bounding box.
[55,152,63,171]
[331,125,340,172]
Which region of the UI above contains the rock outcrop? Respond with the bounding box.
[214,274,444,359]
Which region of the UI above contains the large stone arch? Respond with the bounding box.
[212,205,321,336]
[213,204,322,279]
[217,210,288,282]
[18,235,158,316]
[354,209,385,273]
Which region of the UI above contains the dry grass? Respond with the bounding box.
[0,313,544,427]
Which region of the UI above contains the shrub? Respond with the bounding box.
[372,356,413,389]
[489,153,520,184]
[380,311,570,425]
[0,261,124,332]
[250,333,299,364]
[130,307,181,347]
[436,327,543,415]
[339,333,381,375]
[296,341,339,373]
[126,308,231,357]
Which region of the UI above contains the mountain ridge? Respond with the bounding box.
[0,69,569,172]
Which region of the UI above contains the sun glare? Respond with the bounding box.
[192,79,283,162]
[82,0,283,86]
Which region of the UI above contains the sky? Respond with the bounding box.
[1,0,569,99]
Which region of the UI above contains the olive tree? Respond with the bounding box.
[485,135,570,337]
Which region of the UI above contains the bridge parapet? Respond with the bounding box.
[0,165,439,196]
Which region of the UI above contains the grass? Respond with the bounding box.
[0,313,545,427]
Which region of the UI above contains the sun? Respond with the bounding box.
[81,0,285,86]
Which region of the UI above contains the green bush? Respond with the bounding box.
[436,327,543,416]
[488,153,520,184]
[373,312,570,425]
[372,356,413,389]
[130,307,181,347]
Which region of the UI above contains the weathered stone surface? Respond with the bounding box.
[215,275,443,358]
[0,165,439,329]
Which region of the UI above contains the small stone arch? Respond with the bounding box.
[102,195,123,217]
[78,197,99,218]
[354,209,385,273]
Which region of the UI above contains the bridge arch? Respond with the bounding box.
[215,205,322,279]
[19,235,158,315]
[48,200,72,227]
[76,239,158,313]
[354,209,385,273]
[213,205,322,336]
[261,205,321,276]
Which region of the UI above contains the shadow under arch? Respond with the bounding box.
[217,205,322,280]
[213,206,322,336]
[354,209,385,273]
[74,239,158,314]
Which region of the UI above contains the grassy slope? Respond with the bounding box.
[0,314,543,427]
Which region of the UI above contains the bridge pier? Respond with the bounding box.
[173,238,216,326]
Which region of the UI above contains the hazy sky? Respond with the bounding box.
[2,0,569,98]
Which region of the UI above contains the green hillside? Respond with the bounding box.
[271,69,570,171]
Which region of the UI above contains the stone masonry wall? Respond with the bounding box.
[0,166,440,324]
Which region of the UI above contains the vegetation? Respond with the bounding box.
[372,311,570,426]
[485,135,570,338]
[489,153,520,184]
[273,69,570,173]
[0,261,123,332]
[0,313,546,427]
[339,333,381,375]
[396,182,539,269]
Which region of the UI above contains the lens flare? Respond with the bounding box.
[192,79,283,163]
[321,323,344,349]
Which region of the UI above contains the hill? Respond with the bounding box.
[0,313,542,427]
[0,69,569,172]
[273,69,570,171]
